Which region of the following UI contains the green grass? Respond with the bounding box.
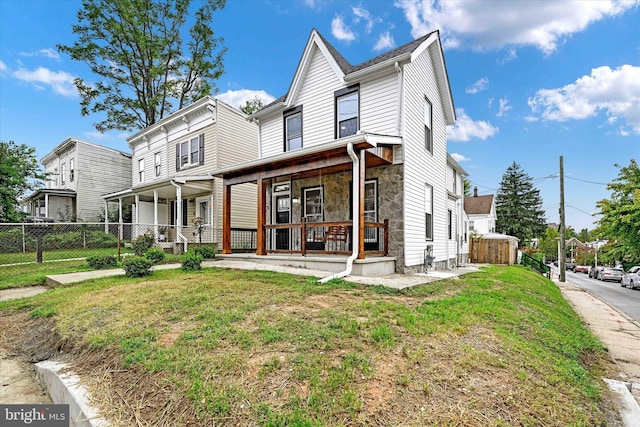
[0,265,615,426]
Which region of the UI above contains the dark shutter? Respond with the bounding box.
[175,144,180,171]
[199,134,205,165]
[182,200,188,226]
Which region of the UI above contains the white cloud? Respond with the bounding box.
[374,31,395,51]
[0,60,7,73]
[394,0,639,53]
[528,64,640,134]
[352,6,375,33]
[447,109,499,142]
[20,48,60,61]
[465,77,488,94]
[497,98,512,117]
[450,152,470,162]
[85,131,108,140]
[216,89,276,111]
[12,66,77,97]
[331,15,356,42]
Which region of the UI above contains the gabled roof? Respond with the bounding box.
[41,137,131,164]
[464,194,494,215]
[256,29,455,123]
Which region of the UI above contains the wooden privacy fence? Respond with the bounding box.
[469,236,518,265]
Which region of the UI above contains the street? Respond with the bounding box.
[553,267,640,324]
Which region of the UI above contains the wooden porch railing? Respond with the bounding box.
[264,219,388,257]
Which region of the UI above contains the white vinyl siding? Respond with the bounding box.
[402,43,449,268]
[359,71,398,136]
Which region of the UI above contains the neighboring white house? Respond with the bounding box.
[26,137,132,221]
[103,96,259,250]
[213,29,464,273]
[464,187,497,236]
[447,154,469,265]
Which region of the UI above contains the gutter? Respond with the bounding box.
[170,179,189,253]
[319,142,359,283]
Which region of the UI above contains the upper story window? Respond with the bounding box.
[60,163,66,185]
[53,168,58,187]
[154,152,161,177]
[138,158,145,182]
[452,168,457,194]
[335,85,359,138]
[424,97,433,153]
[176,134,204,171]
[283,106,302,151]
[69,158,75,182]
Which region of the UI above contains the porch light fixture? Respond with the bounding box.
[292,196,300,204]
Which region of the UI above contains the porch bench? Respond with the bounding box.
[323,225,349,243]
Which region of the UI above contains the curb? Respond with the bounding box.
[35,360,110,427]
[603,378,640,427]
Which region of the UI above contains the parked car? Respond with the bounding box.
[565,262,576,271]
[597,267,624,282]
[589,266,602,279]
[622,266,640,289]
[574,265,589,273]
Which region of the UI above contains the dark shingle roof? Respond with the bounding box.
[259,29,438,113]
[464,195,494,215]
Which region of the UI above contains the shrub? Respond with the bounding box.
[87,255,118,269]
[194,245,216,259]
[182,250,203,271]
[122,256,154,278]
[132,233,155,256]
[145,247,166,265]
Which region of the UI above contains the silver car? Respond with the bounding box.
[622,266,640,289]
[598,267,624,282]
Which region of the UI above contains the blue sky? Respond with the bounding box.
[1,0,639,233]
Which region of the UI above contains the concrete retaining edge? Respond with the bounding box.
[603,378,640,427]
[35,360,110,427]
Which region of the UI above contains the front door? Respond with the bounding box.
[275,194,290,250]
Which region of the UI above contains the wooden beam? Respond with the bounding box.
[358,149,366,259]
[256,178,267,255]
[222,183,232,254]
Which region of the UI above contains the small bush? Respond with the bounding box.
[194,245,216,259]
[87,255,118,270]
[132,233,155,256]
[145,247,166,265]
[122,256,154,278]
[182,250,203,271]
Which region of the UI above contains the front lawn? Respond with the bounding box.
[0,265,618,426]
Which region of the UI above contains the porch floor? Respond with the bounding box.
[216,253,396,277]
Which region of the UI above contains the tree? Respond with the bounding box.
[495,161,547,244]
[463,178,472,198]
[539,226,560,262]
[0,141,47,222]
[595,159,640,261]
[240,96,264,115]
[58,0,226,133]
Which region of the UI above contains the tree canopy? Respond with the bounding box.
[0,141,46,222]
[595,159,640,262]
[58,0,226,133]
[240,96,264,115]
[495,161,547,244]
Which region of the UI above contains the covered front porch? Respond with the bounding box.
[213,133,402,275]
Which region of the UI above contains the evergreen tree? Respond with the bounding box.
[495,161,547,244]
[0,141,46,222]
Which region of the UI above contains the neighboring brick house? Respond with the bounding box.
[464,187,497,235]
[26,137,131,221]
[103,96,259,251]
[213,29,465,274]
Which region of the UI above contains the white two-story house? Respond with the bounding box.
[464,187,497,236]
[104,96,259,251]
[213,29,463,275]
[26,137,131,221]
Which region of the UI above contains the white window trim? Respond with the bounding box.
[425,183,433,241]
[195,196,210,226]
[138,158,145,183]
[154,152,162,177]
[178,136,201,169]
[364,180,377,242]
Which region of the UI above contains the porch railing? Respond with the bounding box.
[264,219,388,257]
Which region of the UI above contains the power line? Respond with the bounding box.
[567,205,602,217]
[565,176,609,185]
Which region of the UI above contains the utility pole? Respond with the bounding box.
[559,156,566,282]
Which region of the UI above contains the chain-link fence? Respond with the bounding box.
[0,222,257,266]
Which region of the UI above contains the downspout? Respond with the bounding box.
[319,142,359,283]
[170,179,189,253]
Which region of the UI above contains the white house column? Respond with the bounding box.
[134,195,139,238]
[118,197,123,242]
[210,193,214,242]
[154,190,159,238]
[175,186,182,240]
[104,201,109,232]
[44,194,49,218]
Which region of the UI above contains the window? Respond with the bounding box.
[335,85,359,138]
[284,106,302,151]
[452,169,457,194]
[53,168,58,187]
[69,158,75,182]
[469,221,475,232]
[425,184,433,240]
[154,152,161,177]
[364,180,378,243]
[303,187,323,223]
[60,163,66,185]
[196,197,209,225]
[424,97,433,153]
[464,221,468,242]
[170,200,188,226]
[448,209,453,240]
[176,134,204,170]
[138,158,144,182]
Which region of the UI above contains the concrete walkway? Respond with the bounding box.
[2,261,639,426]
